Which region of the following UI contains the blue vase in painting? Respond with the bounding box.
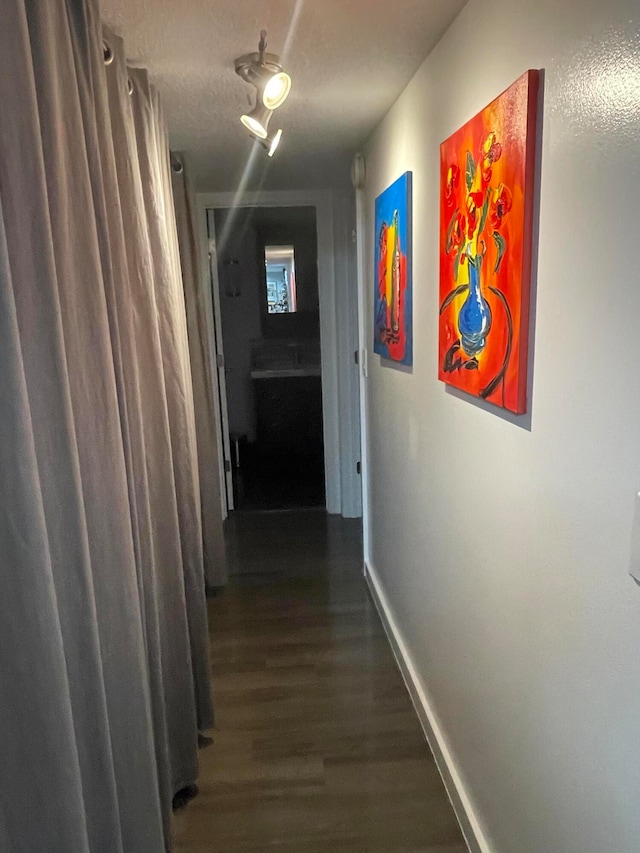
[457,256,491,357]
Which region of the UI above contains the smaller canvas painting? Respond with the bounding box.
[374,172,413,365]
[438,71,539,414]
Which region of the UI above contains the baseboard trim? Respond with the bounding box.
[364,561,492,853]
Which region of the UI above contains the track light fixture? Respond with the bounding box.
[235,30,291,155]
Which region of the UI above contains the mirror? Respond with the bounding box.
[265,245,297,313]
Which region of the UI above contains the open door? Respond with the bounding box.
[206,209,234,511]
[210,205,327,512]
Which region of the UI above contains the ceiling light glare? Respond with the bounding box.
[262,72,292,110]
[268,129,282,157]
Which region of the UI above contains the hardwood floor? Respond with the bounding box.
[173,510,466,853]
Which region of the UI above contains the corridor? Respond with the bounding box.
[174,511,466,852]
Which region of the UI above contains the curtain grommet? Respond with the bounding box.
[103,41,114,65]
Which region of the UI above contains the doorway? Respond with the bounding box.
[211,205,325,511]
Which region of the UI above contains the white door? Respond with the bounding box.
[206,209,234,511]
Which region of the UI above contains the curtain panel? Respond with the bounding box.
[171,153,228,589]
[0,1,219,849]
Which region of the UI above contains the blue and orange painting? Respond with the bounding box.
[374,172,413,366]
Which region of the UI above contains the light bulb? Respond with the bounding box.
[262,72,291,110]
[240,114,268,138]
[268,129,282,157]
[240,102,272,139]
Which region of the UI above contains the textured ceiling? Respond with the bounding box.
[99,0,467,191]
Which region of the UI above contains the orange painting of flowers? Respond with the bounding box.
[438,71,539,414]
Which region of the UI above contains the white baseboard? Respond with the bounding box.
[364,561,492,853]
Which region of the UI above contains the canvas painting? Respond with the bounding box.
[374,172,412,365]
[438,70,539,414]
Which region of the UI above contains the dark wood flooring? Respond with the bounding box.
[232,442,325,511]
[173,510,466,853]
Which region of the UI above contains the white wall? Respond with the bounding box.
[333,190,362,518]
[359,1,640,851]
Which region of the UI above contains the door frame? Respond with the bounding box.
[197,189,342,515]
[354,186,371,566]
[205,209,235,512]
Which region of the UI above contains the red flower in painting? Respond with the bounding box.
[466,192,483,238]
[481,132,503,183]
[489,183,512,228]
[445,164,460,205]
[450,212,466,252]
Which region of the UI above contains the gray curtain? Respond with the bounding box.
[171,153,228,588]
[127,68,214,736]
[0,1,216,850]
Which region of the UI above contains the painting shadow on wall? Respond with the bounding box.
[444,70,545,433]
[381,358,413,375]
